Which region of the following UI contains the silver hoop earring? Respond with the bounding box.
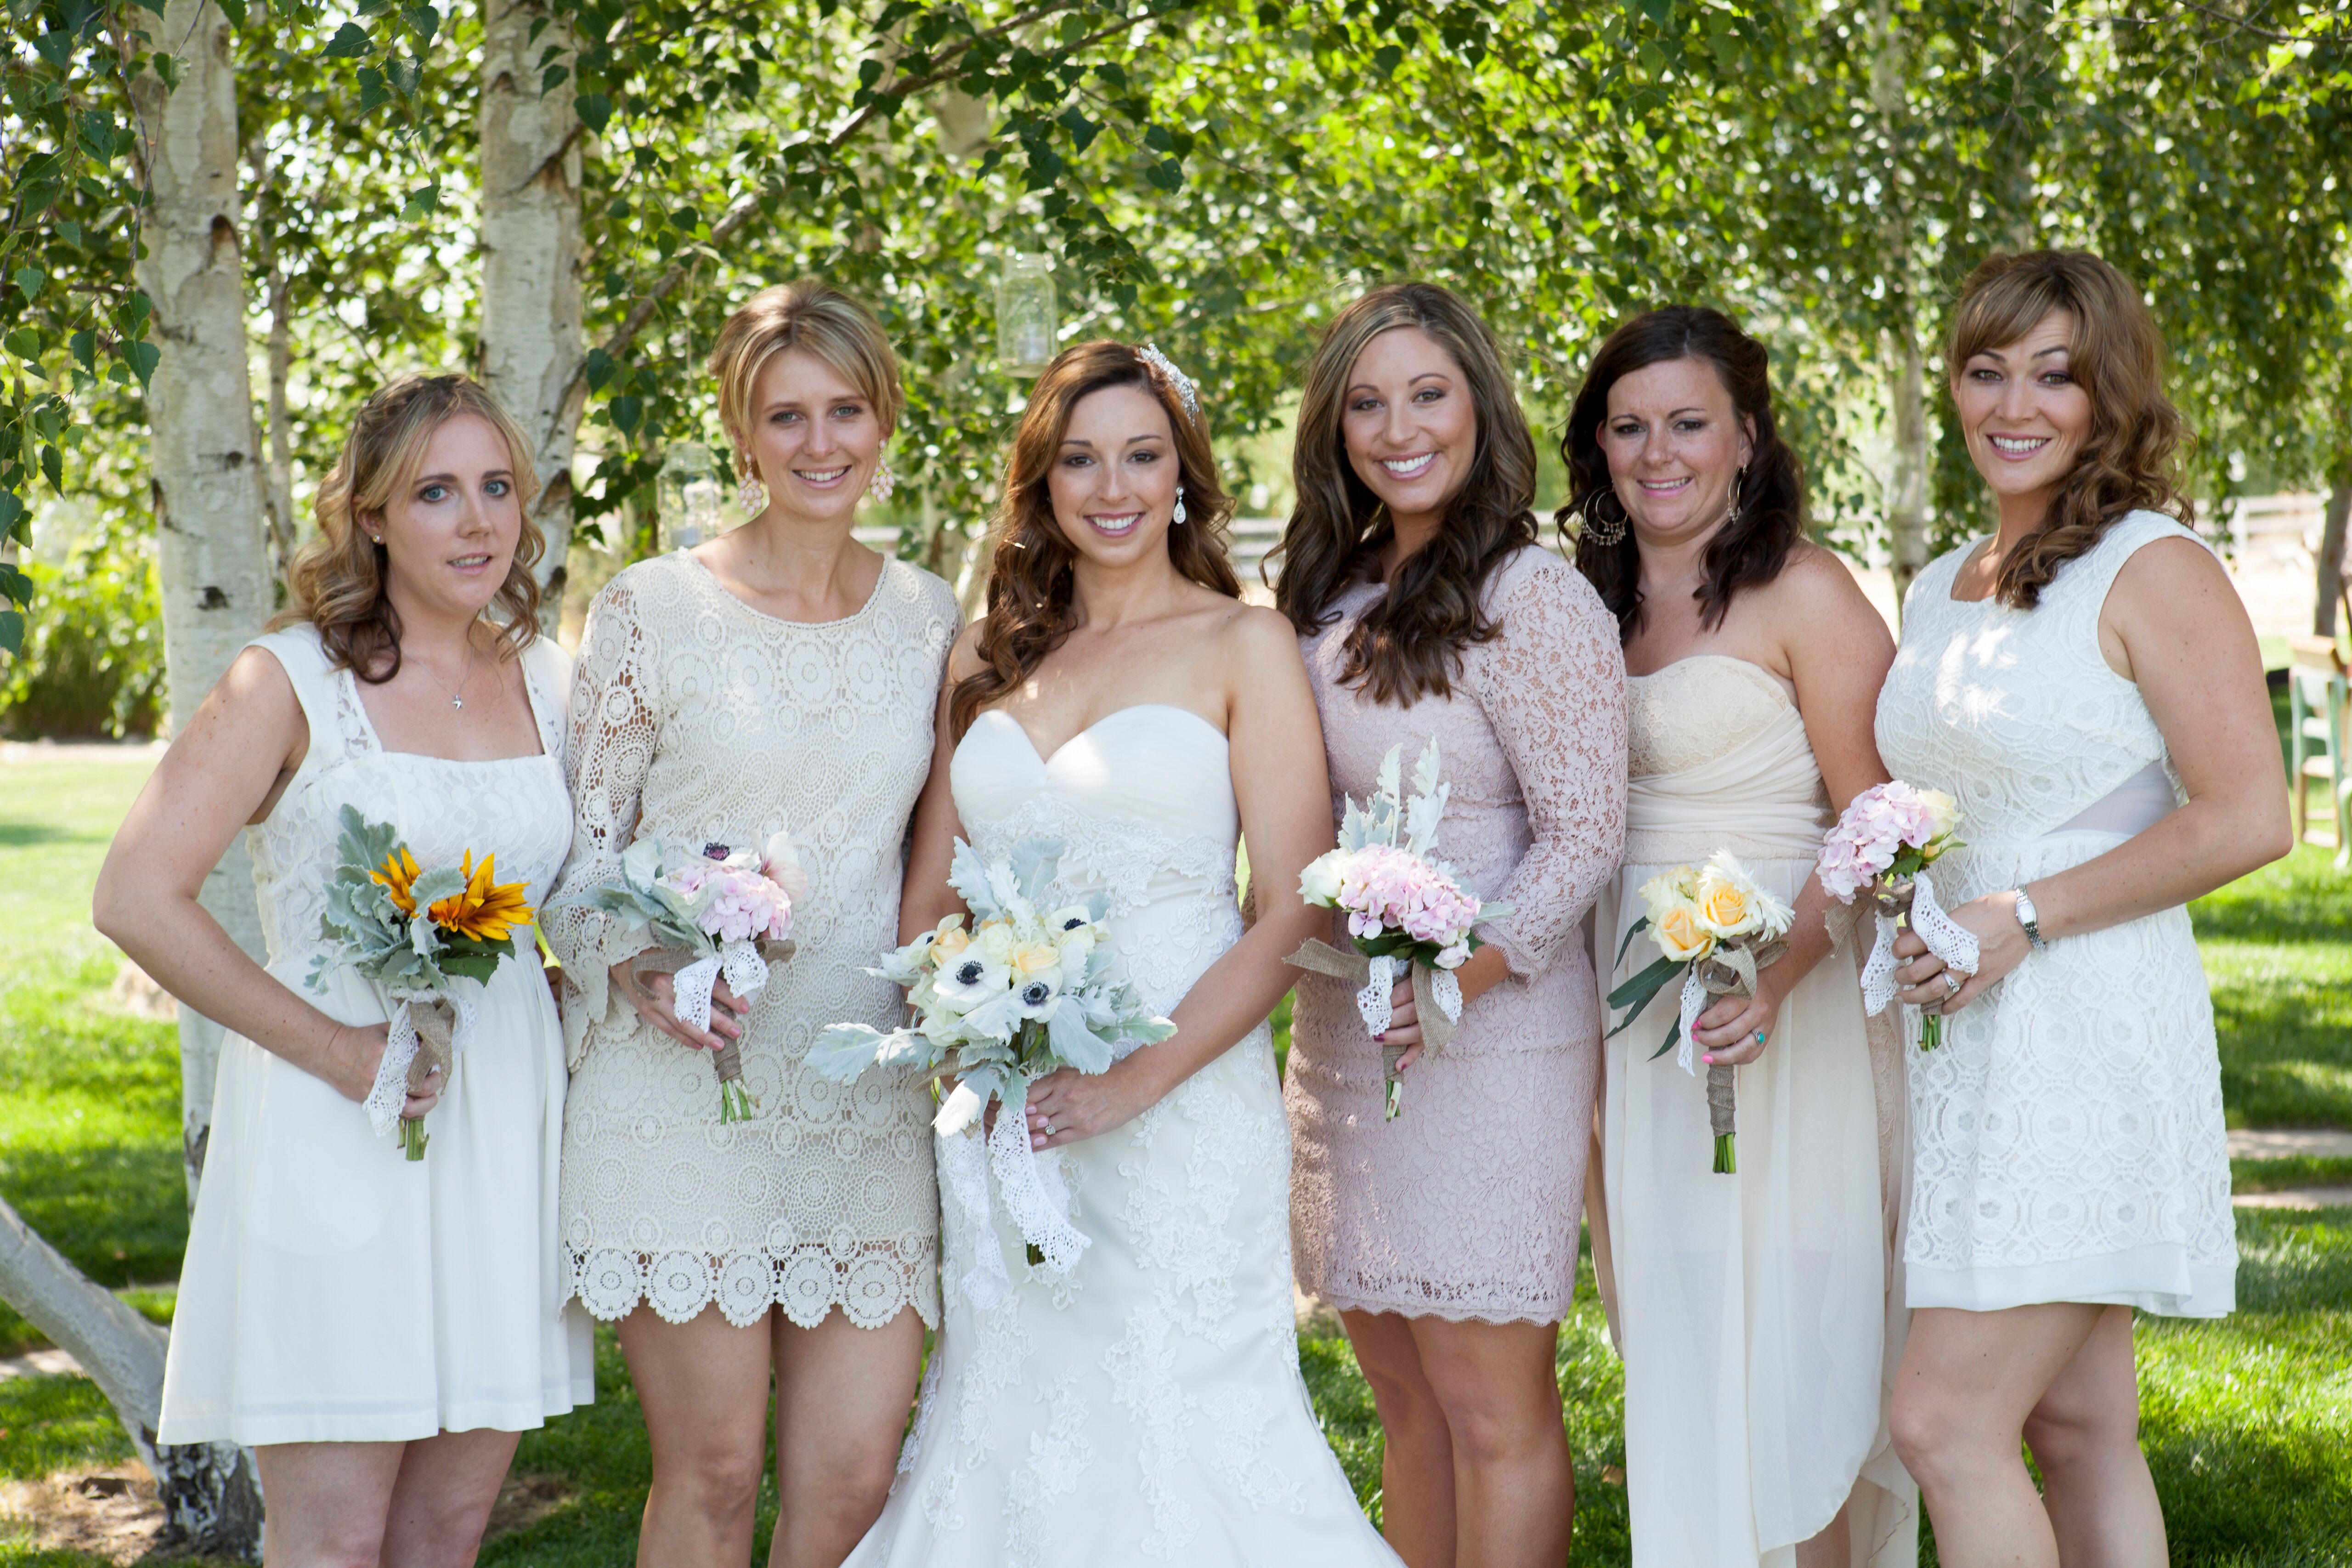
[868,457,897,504]
[1579,492,1627,548]
[736,456,766,515]
[1172,484,1187,526]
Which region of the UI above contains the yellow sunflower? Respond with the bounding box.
[371,847,423,915]
[427,851,536,942]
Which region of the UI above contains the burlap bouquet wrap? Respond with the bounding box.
[631,940,791,1116]
[1286,940,1464,1121]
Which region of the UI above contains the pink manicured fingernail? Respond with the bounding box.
[1702,1054,1715,1064]
[1374,1031,1387,1042]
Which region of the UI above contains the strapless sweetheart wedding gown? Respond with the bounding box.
[844,704,1398,1568]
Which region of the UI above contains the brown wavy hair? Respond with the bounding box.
[1560,306,1806,641]
[1948,249,2193,610]
[275,374,543,681]
[949,341,1238,739]
[1271,282,1538,706]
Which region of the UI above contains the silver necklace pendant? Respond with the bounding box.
[452,695,464,711]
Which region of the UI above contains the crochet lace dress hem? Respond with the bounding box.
[1305,1279,1571,1326]
[566,1243,943,1331]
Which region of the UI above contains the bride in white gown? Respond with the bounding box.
[843,341,1398,1568]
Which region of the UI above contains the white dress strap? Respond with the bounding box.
[2057,509,2207,613]
[519,634,573,764]
[245,625,371,779]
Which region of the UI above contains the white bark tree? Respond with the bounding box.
[477,0,585,633]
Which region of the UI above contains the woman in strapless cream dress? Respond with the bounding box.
[1567,307,1917,1568]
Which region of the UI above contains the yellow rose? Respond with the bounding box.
[1014,944,1062,976]
[1652,901,1715,962]
[1695,875,1759,939]
[933,926,972,962]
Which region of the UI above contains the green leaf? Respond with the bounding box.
[12,268,44,301]
[0,607,22,658]
[356,68,392,114]
[540,63,569,93]
[67,331,93,372]
[1057,106,1099,152]
[123,340,160,389]
[575,91,612,132]
[401,3,441,49]
[611,394,643,435]
[1613,913,1652,970]
[40,446,60,492]
[401,181,440,220]
[54,220,81,248]
[214,0,247,26]
[1373,43,1402,76]
[321,22,372,59]
[387,55,424,99]
[1646,1020,1681,1061]
[31,32,74,69]
[584,347,615,392]
[1144,157,1183,192]
[4,328,41,361]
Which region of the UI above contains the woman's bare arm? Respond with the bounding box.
[897,625,985,945]
[92,647,403,1104]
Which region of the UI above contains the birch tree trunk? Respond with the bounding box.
[478,0,585,634]
[2318,473,2351,639]
[1885,325,1931,611]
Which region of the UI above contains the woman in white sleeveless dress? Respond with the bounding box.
[97,376,588,1565]
[1872,253,2287,1567]
[1566,308,1916,1567]
[844,342,1397,1567]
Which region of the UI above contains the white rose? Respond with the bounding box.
[761,830,810,903]
[1920,789,1960,839]
[1298,850,1347,906]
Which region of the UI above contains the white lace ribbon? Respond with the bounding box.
[1430,966,1464,1024]
[670,940,769,1033]
[935,1126,1011,1308]
[988,1077,1090,1275]
[1675,967,1710,1076]
[1356,953,1397,1035]
[362,990,476,1138]
[1859,870,1980,1016]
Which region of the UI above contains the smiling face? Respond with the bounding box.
[1338,327,1479,531]
[1952,308,2091,513]
[1045,380,1182,570]
[1600,355,1756,550]
[740,348,886,525]
[367,413,524,622]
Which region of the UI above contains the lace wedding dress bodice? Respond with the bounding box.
[1874,511,2233,1316]
[847,703,1397,1568]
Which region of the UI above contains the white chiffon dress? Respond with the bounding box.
[1591,655,1915,1568]
[844,704,1399,1568]
[158,624,591,1446]
[1875,511,2235,1316]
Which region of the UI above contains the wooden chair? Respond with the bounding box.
[2287,635,2351,865]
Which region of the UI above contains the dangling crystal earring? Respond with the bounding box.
[736,454,766,515]
[1172,484,1187,526]
[1579,491,1627,547]
[868,456,897,504]
[1722,465,1747,525]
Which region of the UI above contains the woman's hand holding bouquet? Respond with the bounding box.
[1816,781,1972,1048]
[309,805,538,1159]
[807,837,1175,1306]
[1607,851,1793,1173]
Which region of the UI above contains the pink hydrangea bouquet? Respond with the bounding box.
[559,832,803,1120]
[1291,739,1509,1120]
[1817,781,1973,1049]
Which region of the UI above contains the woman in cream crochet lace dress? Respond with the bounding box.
[543,282,958,1567]
[1570,307,1915,1568]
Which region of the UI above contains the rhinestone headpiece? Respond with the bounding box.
[1138,342,1199,421]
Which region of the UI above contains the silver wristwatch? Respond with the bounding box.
[2013,887,2048,951]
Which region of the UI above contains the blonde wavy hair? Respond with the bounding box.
[708,279,904,480]
[1949,250,2193,611]
[275,374,543,681]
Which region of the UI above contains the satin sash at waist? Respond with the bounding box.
[1624,703,1829,865]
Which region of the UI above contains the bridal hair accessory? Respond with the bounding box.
[735,455,766,515]
[808,837,1177,1306]
[1289,739,1508,1120]
[1578,490,1628,547]
[552,834,802,1120]
[868,455,898,504]
[1607,850,1793,1173]
[1817,780,1974,1049]
[1138,342,1199,420]
[308,806,538,1159]
[1172,484,1187,526]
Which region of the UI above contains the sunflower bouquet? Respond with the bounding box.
[309,804,537,1159]
[1606,850,1792,1173]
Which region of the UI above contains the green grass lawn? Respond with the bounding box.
[0,751,2347,1565]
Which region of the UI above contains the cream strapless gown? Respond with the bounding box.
[1590,655,1917,1568]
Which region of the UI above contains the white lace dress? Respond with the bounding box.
[1874,511,2235,1316]
[158,624,592,1446]
[543,550,959,1331]
[843,705,1400,1568]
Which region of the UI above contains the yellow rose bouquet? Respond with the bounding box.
[1606,849,1792,1173]
[308,805,537,1160]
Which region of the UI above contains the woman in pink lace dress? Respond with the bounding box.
[1277,282,1628,1568]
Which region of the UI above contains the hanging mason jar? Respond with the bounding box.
[995,253,1057,378]
[657,441,724,552]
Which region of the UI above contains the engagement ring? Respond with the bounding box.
[1942,971,1963,998]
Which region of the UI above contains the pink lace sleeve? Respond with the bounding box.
[1469,559,1628,978]
[543,576,660,1068]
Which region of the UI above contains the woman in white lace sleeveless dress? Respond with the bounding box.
[99,376,588,1563]
[1566,309,1917,1568]
[542,283,957,1566]
[845,342,1397,1567]
[1871,253,2287,1567]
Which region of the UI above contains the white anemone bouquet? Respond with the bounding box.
[552,834,801,1121]
[1290,739,1509,1120]
[808,837,1175,1306]
[1607,849,1793,1173]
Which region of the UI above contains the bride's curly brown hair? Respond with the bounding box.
[949,341,1238,739]
[1270,282,1538,706]
[1949,250,2194,610]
